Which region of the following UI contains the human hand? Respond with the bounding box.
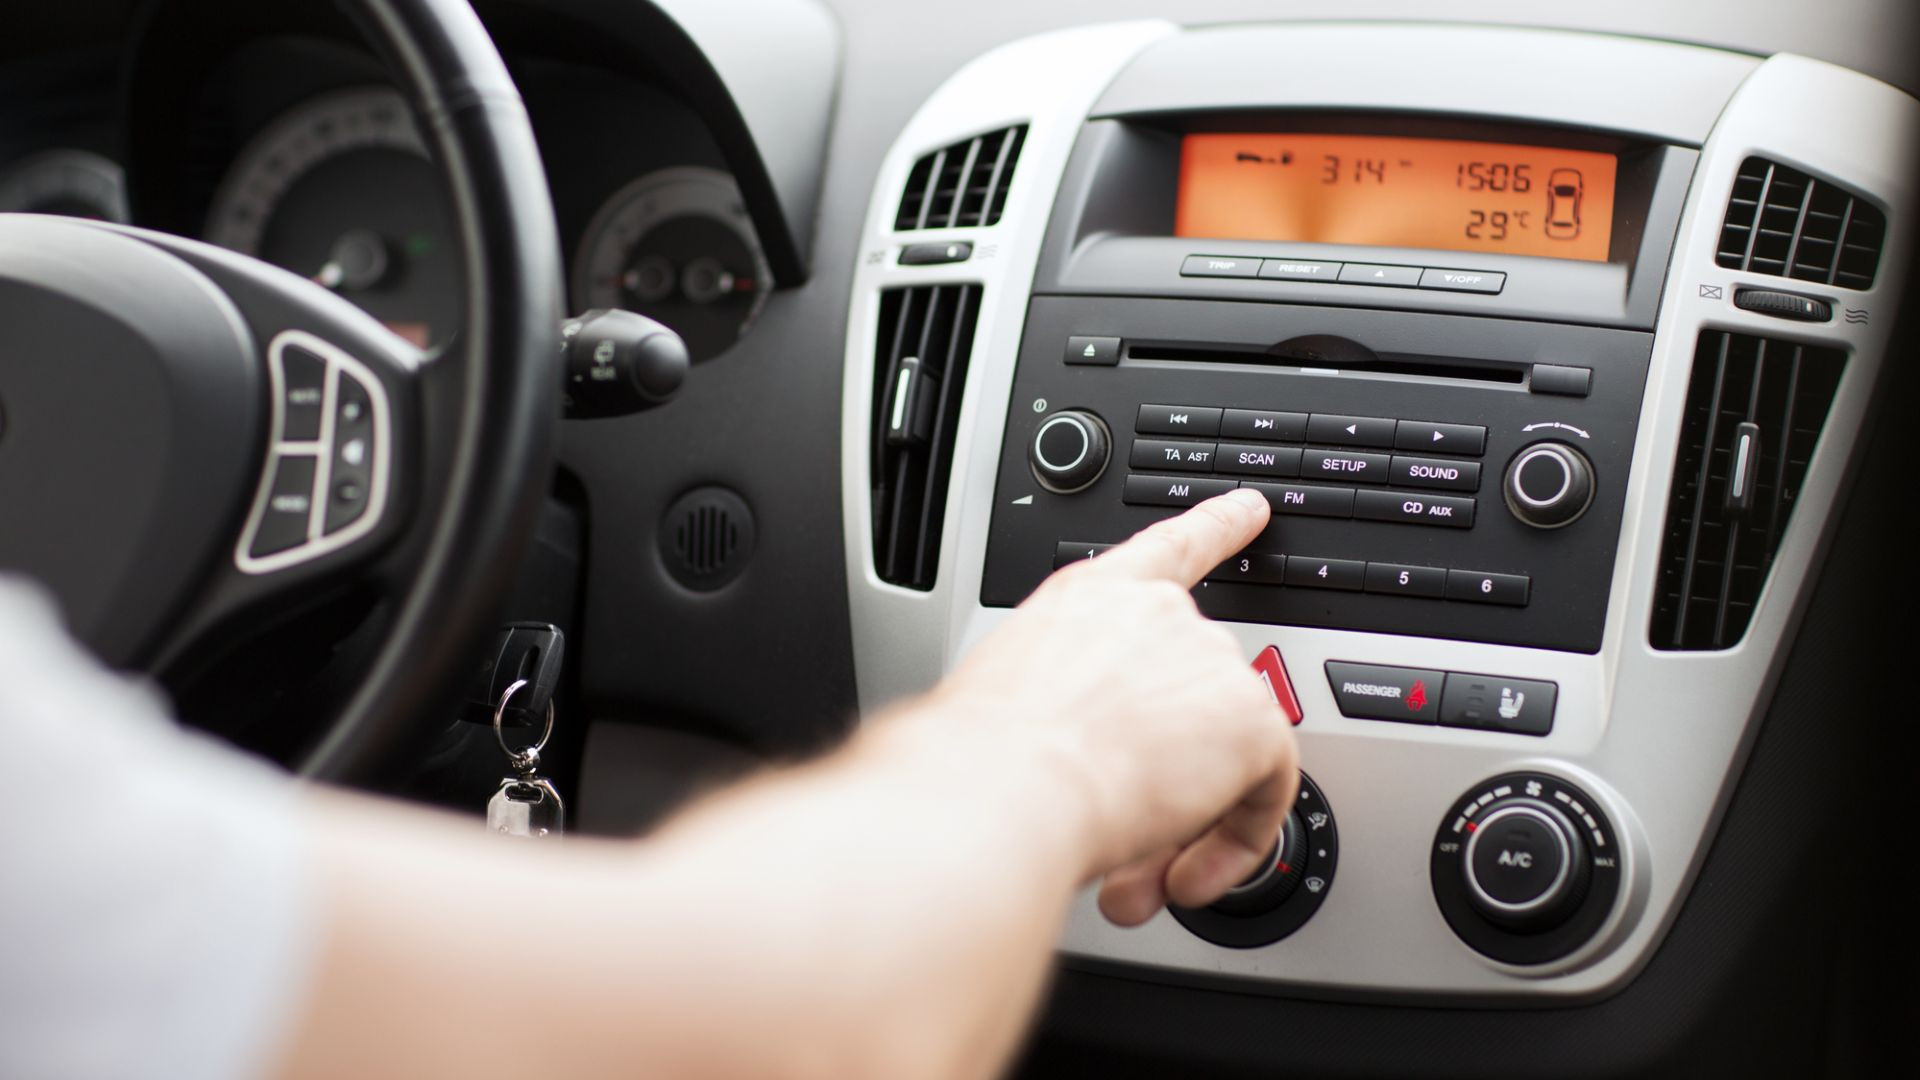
[928,489,1299,924]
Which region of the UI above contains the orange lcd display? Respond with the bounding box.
[1176,134,1618,262]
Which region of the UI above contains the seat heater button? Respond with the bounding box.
[279,345,328,442]
[1440,673,1557,735]
[1324,661,1445,723]
[1121,474,1238,508]
[1302,448,1390,483]
[250,454,318,557]
[1353,489,1475,528]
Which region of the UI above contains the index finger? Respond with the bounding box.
[1088,488,1272,587]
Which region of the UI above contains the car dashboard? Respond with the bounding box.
[3,1,1913,1076]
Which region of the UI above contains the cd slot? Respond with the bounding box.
[1126,341,1525,386]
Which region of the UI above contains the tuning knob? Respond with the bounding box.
[1461,797,1591,931]
[1028,410,1111,494]
[1503,441,1594,528]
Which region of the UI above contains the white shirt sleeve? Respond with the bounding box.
[0,577,316,1080]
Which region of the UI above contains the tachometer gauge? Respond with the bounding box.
[571,166,771,362]
[0,149,128,221]
[205,87,456,348]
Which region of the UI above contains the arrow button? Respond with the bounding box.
[1306,413,1395,448]
[1394,420,1487,456]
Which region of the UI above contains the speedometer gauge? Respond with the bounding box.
[205,87,456,348]
[571,167,771,362]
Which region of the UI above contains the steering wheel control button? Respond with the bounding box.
[1446,568,1531,606]
[1306,412,1396,448]
[1029,410,1111,494]
[1136,403,1222,437]
[1053,541,1114,570]
[1440,673,1557,735]
[1063,335,1120,366]
[279,345,329,442]
[249,454,319,557]
[1172,771,1338,948]
[1220,408,1308,441]
[1324,661,1444,723]
[1353,489,1476,528]
[1432,773,1622,965]
[1121,474,1236,508]
[1393,419,1487,455]
[1388,455,1482,492]
[1504,441,1595,528]
[1363,562,1448,598]
[1250,645,1303,725]
[1129,438,1216,473]
[1207,552,1288,586]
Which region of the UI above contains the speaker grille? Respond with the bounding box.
[659,487,755,591]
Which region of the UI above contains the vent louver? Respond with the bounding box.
[1716,157,1886,290]
[893,126,1027,231]
[871,285,981,590]
[1651,332,1845,650]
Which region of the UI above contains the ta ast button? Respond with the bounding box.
[1325,661,1445,723]
[1440,673,1557,735]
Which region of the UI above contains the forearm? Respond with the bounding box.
[277,699,1097,1080]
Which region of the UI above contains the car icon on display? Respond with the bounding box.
[1545,167,1584,239]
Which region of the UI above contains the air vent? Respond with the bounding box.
[871,284,981,589]
[1716,157,1887,289]
[1651,332,1845,650]
[893,126,1027,231]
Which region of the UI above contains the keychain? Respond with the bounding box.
[486,678,565,838]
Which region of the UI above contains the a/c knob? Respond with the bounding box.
[1028,410,1111,494]
[1462,798,1591,931]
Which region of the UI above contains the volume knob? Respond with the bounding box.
[1028,410,1111,494]
[1503,442,1594,529]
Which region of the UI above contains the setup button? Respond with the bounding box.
[1324,661,1445,723]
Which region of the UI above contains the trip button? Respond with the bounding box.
[1241,482,1354,519]
[1284,556,1365,591]
[1122,474,1237,508]
[1364,562,1447,598]
[1221,409,1307,441]
[1390,455,1482,492]
[1353,489,1475,528]
[1324,661,1444,723]
[1440,673,1557,735]
[1446,569,1531,606]
[1301,448,1390,483]
[1181,255,1262,278]
[249,453,318,557]
[1214,442,1302,478]
[1394,421,1486,455]
[1129,439,1216,472]
[1306,414,1396,448]
[1137,404,1222,437]
[279,346,328,442]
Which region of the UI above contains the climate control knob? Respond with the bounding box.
[1461,798,1591,931]
[1503,441,1594,528]
[1028,409,1111,494]
[1211,810,1309,916]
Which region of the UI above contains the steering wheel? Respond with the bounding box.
[0,0,562,782]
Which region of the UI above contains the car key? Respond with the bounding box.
[486,678,566,838]
[464,622,565,729]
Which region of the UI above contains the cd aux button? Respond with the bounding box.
[1354,490,1475,528]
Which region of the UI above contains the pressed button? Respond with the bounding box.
[250,454,318,557]
[1221,408,1308,441]
[279,346,328,442]
[1324,661,1444,722]
[1052,541,1114,570]
[1440,672,1557,735]
[1136,404,1222,437]
[1364,562,1447,598]
[1301,448,1390,484]
[1122,474,1237,508]
[1353,489,1475,528]
[1181,254,1262,278]
[1390,455,1481,492]
[1306,413,1396,448]
[1446,569,1531,606]
[1284,556,1365,591]
[1336,263,1421,287]
[1129,439,1217,473]
[1207,552,1288,586]
[1241,482,1354,518]
[1394,420,1487,455]
[1064,335,1121,366]
[1214,442,1302,478]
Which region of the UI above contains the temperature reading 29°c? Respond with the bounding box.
[1176,133,1619,262]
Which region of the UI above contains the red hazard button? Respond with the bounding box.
[1252,645,1303,725]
